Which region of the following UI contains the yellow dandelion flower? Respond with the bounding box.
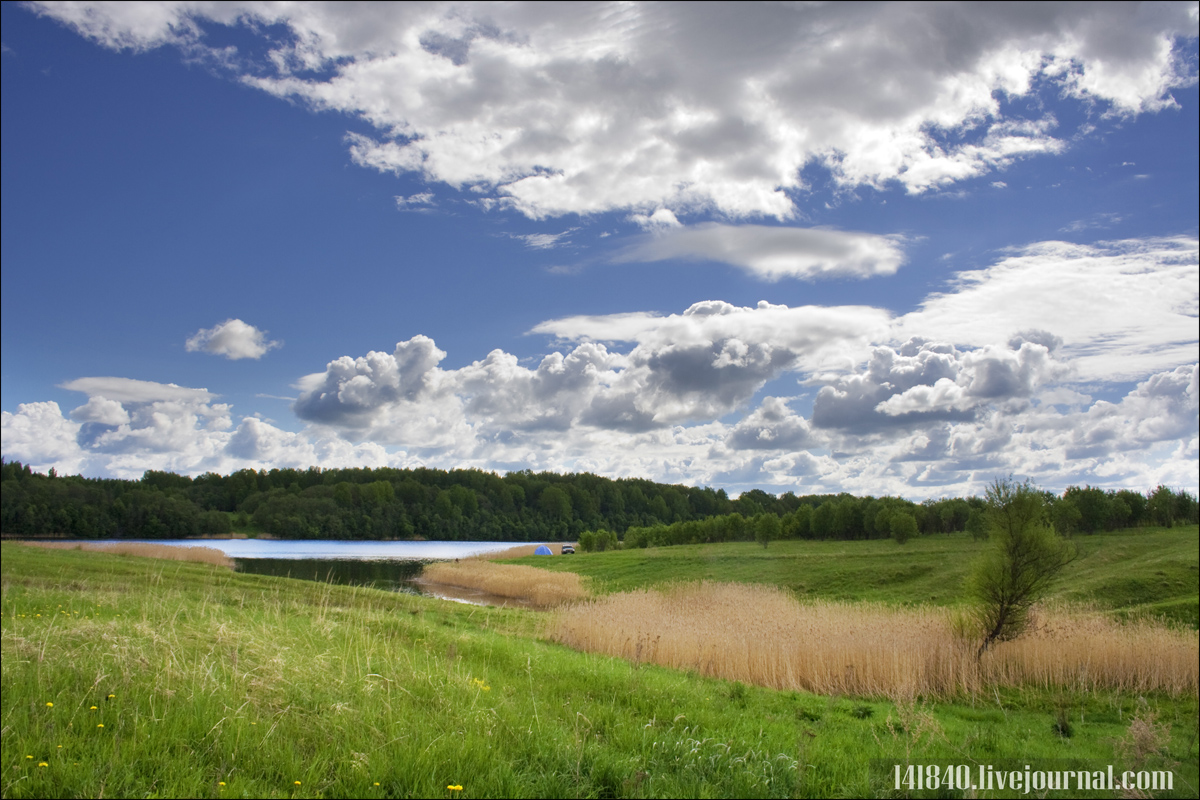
[57,745,62,749]
[108,694,115,699]
[374,782,380,786]
[447,784,463,791]
[90,706,98,710]
[38,762,48,768]
[26,755,33,759]
[97,723,104,728]
[46,702,54,707]
[294,780,302,785]
[219,781,226,786]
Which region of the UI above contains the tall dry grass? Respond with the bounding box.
[980,606,1199,695]
[420,560,587,608]
[550,582,1198,698]
[19,540,234,568]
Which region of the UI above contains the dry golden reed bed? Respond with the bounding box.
[19,540,234,568]
[550,582,1198,698]
[421,560,587,608]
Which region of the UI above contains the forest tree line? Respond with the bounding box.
[582,482,1198,550]
[1,459,1196,543]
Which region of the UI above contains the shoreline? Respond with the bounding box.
[0,533,447,542]
[16,539,235,568]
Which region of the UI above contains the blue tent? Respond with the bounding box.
[533,545,553,555]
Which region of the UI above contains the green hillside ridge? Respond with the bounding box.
[516,527,1200,628]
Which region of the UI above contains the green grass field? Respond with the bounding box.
[514,527,1200,627]
[2,527,1197,798]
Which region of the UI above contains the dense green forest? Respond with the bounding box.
[1,459,1196,542]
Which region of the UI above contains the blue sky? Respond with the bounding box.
[2,1,1197,498]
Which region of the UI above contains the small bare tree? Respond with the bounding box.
[968,477,1075,658]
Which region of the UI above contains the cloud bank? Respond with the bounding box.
[6,237,1195,495]
[30,1,1199,219]
[896,237,1199,381]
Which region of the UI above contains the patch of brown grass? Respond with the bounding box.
[420,560,587,608]
[980,607,1199,695]
[20,540,234,568]
[550,582,1198,698]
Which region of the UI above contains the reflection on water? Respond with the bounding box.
[234,557,544,608]
[173,539,523,560]
[234,557,428,592]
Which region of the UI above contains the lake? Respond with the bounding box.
[82,539,532,560]
[52,539,544,605]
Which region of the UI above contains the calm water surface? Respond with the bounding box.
[90,539,529,560]
[64,539,543,603]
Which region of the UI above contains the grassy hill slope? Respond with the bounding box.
[2,533,1197,798]
[515,527,1199,627]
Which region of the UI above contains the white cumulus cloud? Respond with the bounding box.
[290,301,890,448]
[1,380,400,479]
[186,319,281,360]
[0,402,87,475]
